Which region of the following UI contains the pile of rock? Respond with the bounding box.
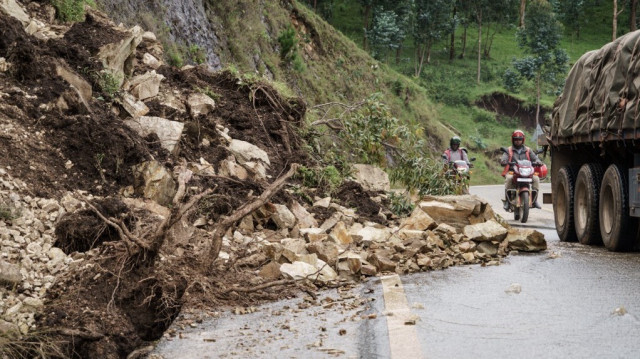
[0,169,77,335]
[237,188,547,285]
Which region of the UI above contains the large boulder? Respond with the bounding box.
[462,220,508,242]
[0,0,29,25]
[400,206,437,231]
[187,92,216,117]
[352,164,390,192]
[132,161,177,206]
[97,24,143,85]
[505,229,547,252]
[280,261,337,283]
[55,63,92,108]
[128,71,164,100]
[418,195,495,229]
[124,116,184,154]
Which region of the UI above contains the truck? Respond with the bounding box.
[546,30,640,252]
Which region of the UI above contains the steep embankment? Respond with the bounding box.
[96,0,448,152]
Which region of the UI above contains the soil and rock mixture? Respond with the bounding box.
[476,92,550,129]
[0,3,547,359]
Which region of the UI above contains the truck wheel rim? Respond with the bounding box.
[601,184,614,234]
[576,181,587,230]
[557,182,567,227]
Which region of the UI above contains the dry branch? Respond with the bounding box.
[205,163,300,266]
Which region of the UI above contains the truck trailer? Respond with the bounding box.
[547,30,640,251]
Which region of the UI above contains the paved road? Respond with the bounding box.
[153,184,640,358]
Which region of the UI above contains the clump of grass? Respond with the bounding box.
[0,199,20,221]
[188,44,206,65]
[52,0,95,23]
[94,70,121,100]
[166,44,184,68]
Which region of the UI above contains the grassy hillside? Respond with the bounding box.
[203,0,449,154]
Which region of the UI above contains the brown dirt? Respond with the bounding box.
[334,181,386,224]
[475,92,550,129]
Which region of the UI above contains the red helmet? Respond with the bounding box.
[512,129,525,145]
[535,163,548,179]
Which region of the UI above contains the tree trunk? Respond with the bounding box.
[483,22,491,57]
[363,5,372,50]
[477,10,482,84]
[460,25,468,59]
[519,0,526,28]
[613,0,617,41]
[426,40,432,64]
[415,44,427,77]
[314,0,317,12]
[631,0,638,31]
[396,45,402,65]
[449,6,457,61]
[535,73,541,131]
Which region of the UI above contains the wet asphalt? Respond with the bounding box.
[153,184,640,358]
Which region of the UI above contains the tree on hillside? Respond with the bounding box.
[457,0,473,58]
[387,0,413,64]
[483,0,519,58]
[413,0,454,76]
[368,7,405,62]
[503,0,569,129]
[556,0,585,39]
[631,0,638,31]
[471,0,491,83]
[613,0,623,40]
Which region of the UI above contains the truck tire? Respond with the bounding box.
[520,191,529,223]
[574,163,603,245]
[554,165,577,242]
[599,164,635,251]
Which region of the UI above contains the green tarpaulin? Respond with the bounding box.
[550,30,640,143]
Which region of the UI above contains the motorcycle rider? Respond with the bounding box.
[442,136,470,165]
[500,130,543,211]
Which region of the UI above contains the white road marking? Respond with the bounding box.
[380,274,424,359]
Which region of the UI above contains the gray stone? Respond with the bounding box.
[401,207,436,231]
[0,260,21,285]
[97,25,143,85]
[352,164,390,192]
[271,204,297,229]
[463,220,508,242]
[55,64,93,108]
[228,139,270,165]
[125,116,184,154]
[306,241,340,266]
[132,161,177,206]
[290,201,318,228]
[0,0,29,25]
[476,241,499,256]
[187,92,216,117]
[120,92,149,118]
[128,71,164,100]
[506,229,547,252]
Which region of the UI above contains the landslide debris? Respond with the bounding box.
[0,2,547,358]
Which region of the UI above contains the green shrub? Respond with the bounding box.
[53,0,94,23]
[188,44,206,64]
[296,165,343,194]
[472,108,496,123]
[166,45,184,68]
[388,192,414,217]
[277,26,298,60]
[0,199,20,221]
[94,70,121,99]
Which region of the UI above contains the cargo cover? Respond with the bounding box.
[549,31,640,144]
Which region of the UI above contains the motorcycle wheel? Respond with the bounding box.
[520,191,530,223]
[513,200,520,221]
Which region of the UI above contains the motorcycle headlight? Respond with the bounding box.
[519,168,533,176]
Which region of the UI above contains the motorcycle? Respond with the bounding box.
[442,152,476,194]
[500,147,547,223]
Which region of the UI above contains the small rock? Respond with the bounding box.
[505,283,522,294]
